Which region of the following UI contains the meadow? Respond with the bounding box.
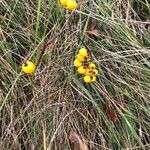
[0,0,150,149]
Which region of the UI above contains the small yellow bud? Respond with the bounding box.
[60,0,68,6]
[22,61,36,74]
[91,76,97,82]
[73,59,82,67]
[79,48,88,57]
[85,68,93,76]
[76,54,86,62]
[67,0,78,10]
[77,66,86,74]
[88,63,96,69]
[83,75,92,83]
[93,69,98,75]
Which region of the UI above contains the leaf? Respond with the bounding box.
[68,131,89,150]
[102,101,119,123]
[86,29,99,37]
[86,18,100,38]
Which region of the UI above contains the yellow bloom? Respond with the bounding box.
[77,66,86,74]
[85,68,93,76]
[79,48,88,57]
[91,76,97,82]
[73,59,82,67]
[93,69,98,75]
[83,75,92,83]
[22,61,35,74]
[60,0,68,6]
[88,63,96,69]
[67,0,78,10]
[76,54,86,62]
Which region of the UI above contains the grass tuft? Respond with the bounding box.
[0,0,150,149]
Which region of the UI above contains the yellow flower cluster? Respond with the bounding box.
[60,0,78,10]
[73,48,98,83]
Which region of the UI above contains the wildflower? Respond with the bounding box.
[91,75,97,82]
[73,59,82,67]
[88,63,96,69]
[83,75,92,83]
[76,54,86,62]
[93,69,98,75]
[79,48,88,57]
[22,61,35,74]
[67,0,78,10]
[77,66,86,74]
[60,0,68,6]
[85,68,93,76]
[74,48,99,83]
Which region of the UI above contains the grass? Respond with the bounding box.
[0,0,150,149]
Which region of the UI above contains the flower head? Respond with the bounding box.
[91,75,97,82]
[88,63,96,69]
[76,54,86,62]
[79,48,88,57]
[77,66,86,74]
[67,0,78,10]
[93,69,98,76]
[60,0,68,6]
[85,68,93,76]
[22,61,35,74]
[83,75,92,83]
[73,59,82,67]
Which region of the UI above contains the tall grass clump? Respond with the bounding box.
[0,0,150,149]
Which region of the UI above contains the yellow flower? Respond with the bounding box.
[79,48,88,57]
[83,75,92,83]
[88,63,96,69]
[67,0,78,10]
[76,54,86,62]
[22,61,35,74]
[85,68,93,76]
[93,69,98,75]
[73,59,82,67]
[60,0,68,6]
[77,66,86,74]
[91,76,97,82]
